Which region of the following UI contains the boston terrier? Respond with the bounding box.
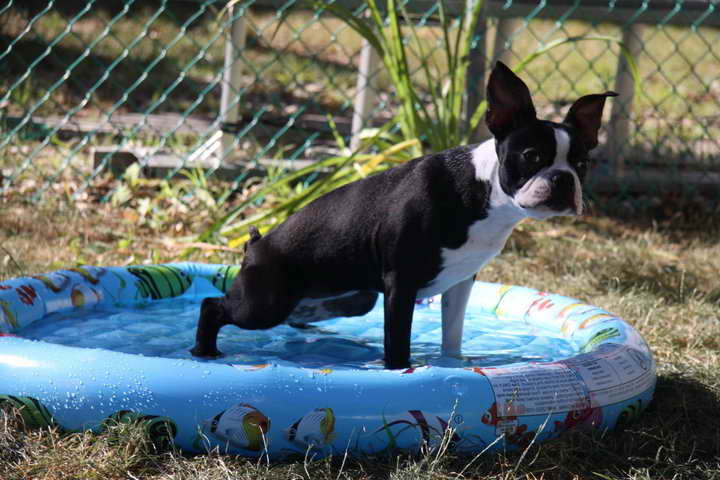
[191,61,616,369]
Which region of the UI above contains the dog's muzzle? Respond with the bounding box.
[517,170,582,215]
[542,171,579,213]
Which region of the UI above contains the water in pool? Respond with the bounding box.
[18,297,576,369]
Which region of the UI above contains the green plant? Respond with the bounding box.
[200,122,420,248]
[203,1,640,249]
[305,1,640,150]
[282,0,486,155]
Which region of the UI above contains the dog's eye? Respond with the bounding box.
[522,149,540,163]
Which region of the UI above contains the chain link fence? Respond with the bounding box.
[1,0,718,203]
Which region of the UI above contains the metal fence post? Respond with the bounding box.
[220,4,247,162]
[351,39,380,151]
[608,24,643,178]
[465,0,489,143]
[492,18,520,66]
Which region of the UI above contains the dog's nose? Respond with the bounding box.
[544,171,576,212]
[550,171,574,189]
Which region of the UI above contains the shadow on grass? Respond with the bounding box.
[588,258,707,305]
[587,190,720,243]
[438,373,720,479]
[645,373,720,457]
[538,373,719,477]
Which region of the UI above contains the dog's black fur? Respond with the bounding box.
[191,62,616,369]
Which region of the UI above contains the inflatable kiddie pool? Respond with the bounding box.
[0,263,655,456]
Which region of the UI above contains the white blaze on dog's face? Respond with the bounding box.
[512,128,583,216]
[484,62,617,219]
[497,124,587,219]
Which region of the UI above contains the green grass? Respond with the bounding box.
[1,180,719,479]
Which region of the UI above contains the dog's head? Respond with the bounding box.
[485,61,616,219]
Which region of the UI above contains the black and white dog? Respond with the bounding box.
[191,62,616,369]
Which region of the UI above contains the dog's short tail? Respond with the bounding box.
[244,226,263,253]
[248,226,262,243]
[243,225,262,252]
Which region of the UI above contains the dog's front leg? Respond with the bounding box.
[441,276,474,358]
[383,275,417,370]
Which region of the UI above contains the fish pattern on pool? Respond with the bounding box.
[0,263,657,458]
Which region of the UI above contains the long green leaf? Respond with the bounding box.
[401,3,441,140]
[201,3,640,250]
[223,136,419,242]
[513,35,639,89]
[216,122,408,239]
[454,0,485,145]
[439,1,457,143]
[198,155,349,241]
[304,1,385,57]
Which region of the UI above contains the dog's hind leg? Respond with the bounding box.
[190,296,229,358]
[190,264,300,358]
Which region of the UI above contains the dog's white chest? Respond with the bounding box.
[417,218,515,298]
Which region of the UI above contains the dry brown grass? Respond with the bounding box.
[1,182,719,479]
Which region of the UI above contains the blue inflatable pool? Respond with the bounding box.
[0,263,655,456]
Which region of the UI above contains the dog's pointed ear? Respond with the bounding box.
[564,92,618,150]
[485,61,537,139]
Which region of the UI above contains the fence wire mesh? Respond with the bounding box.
[1,0,718,204]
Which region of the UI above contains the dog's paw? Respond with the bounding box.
[189,345,224,359]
